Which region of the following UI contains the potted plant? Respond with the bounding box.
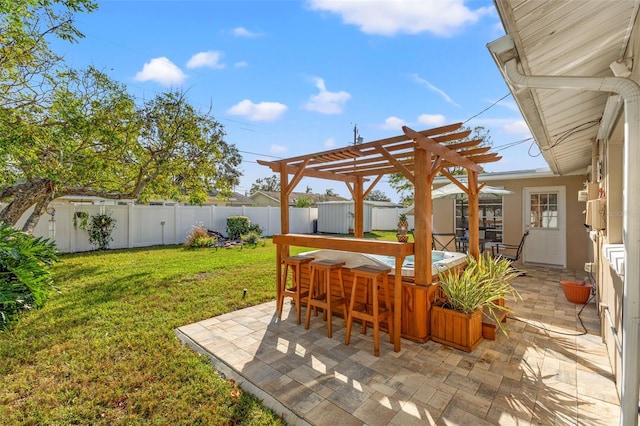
[397,213,409,242]
[560,279,592,304]
[431,252,521,351]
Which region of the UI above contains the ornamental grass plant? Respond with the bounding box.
[437,251,522,332]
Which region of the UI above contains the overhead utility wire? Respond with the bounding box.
[238,150,283,160]
[528,119,601,157]
[462,93,511,124]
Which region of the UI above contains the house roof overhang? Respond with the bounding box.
[488,0,640,176]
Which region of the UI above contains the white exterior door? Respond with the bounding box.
[523,186,566,267]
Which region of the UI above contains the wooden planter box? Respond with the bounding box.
[431,304,483,352]
[482,298,507,340]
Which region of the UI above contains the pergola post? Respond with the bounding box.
[413,147,433,286]
[466,171,481,259]
[353,177,364,238]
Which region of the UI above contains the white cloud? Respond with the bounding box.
[302,77,351,114]
[234,61,249,68]
[417,114,446,126]
[186,51,225,69]
[380,116,406,130]
[324,137,336,147]
[494,98,519,112]
[503,119,531,135]
[133,57,186,86]
[410,73,460,107]
[270,144,288,154]
[226,99,288,122]
[308,0,492,37]
[467,117,531,136]
[232,27,262,37]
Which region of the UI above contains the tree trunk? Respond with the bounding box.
[0,179,55,233]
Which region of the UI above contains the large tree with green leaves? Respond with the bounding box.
[249,175,281,194]
[1,1,241,233]
[1,0,97,111]
[389,126,493,206]
[365,190,391,202]
[0,67,241,232]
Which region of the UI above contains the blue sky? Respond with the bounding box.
[54,0,548,202]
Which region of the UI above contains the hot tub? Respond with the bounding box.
[299,249,466,277]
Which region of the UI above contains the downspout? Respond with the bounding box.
[488,36,640,425]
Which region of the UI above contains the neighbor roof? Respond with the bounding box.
[249,191,347,205]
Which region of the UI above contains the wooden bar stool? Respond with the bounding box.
[345,264,393,357]
[305,259,347,338]
[278,255,314,324]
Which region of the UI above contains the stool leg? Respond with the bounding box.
[337,269,348,323]
[293,263,301,324]
[382,274,393,344]
[345,274,358,345]
[361,277,369,335]
[277,263,289,319]
[305,266,317,330]
[373,277,380,357]
[326,269,333,338]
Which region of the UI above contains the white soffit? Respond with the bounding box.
[492,0,640,175]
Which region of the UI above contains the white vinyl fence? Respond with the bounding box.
[3,202,411,253]
[6,203,317,253]
[371,207,414,231]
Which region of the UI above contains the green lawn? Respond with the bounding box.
[0,232,397,425]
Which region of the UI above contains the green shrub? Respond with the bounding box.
[248,223,263,235]
[294,196,313,207]
[241,230,263,247]
[0,221,58,327]
[184,224,217,248]
[87,212,117,250]
[226,216,250,240]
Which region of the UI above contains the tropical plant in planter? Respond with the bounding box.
[431,252,521,352]
[397,213,409,242]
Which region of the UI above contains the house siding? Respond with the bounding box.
[432,174,589,270]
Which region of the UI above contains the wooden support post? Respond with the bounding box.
[354,177,364,238]
[413,146,432,286]
[467,171,480,259]
[280,166,289,236]
[393,256,404,352]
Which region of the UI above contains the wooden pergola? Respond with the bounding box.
[259,122,501,351]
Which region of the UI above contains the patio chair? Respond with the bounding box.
[432,233,458,252]
[491,231,529,275]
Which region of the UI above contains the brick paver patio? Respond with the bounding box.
[176,264,620,425]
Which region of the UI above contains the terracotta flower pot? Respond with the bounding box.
[560,280,592,304]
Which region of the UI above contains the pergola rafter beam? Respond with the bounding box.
[403,126,483,173]
[256,159,360,183]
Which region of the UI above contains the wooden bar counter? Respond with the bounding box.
[273,234,443,351]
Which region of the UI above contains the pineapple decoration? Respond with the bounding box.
[397,213,409,242]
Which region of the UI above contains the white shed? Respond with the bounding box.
[317,201,374,234]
